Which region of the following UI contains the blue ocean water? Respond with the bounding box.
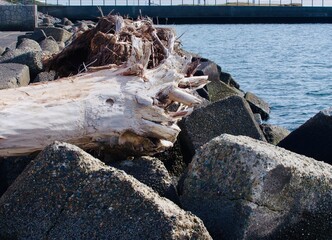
[173,24,332,131]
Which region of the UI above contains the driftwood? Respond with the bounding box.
[0,15,208,157]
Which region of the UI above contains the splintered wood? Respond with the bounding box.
[0,14,208,157]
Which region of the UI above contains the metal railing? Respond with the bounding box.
[28,0,332,6]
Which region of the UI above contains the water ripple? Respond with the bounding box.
[174,24,332,131]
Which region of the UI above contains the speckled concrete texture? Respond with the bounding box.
[0,142,212,239]
[181,134,332,240]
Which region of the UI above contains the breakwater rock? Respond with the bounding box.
[278,107,332,165]
[0,142,211,239]
[180,134,332,239]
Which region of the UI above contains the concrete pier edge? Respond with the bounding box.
[38,5,332,24]
[0,5,37,31]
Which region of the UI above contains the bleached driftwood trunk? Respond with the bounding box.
[0,16,208,157]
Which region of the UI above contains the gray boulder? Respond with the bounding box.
[181,134,332,240]
[16,38,42,52]
[32,27,72,43]
[0,142,211,240]
[37,12,60,26]
[278,107,332,165]
[39,38,60,54]
[76,21,90,32]
[195,58,220,82]
[57,41,66,50]
[219,71,240,89]
[260,123,290,145]
[33,70,57,83]
[253,113,263,125]
[0,49,43,77]
[154,140,187,177]
[193,58,241,101]
[195,57,240,89]
[206,79,244,102]
[63,25,74,32]
[179,96,266,160]
[40,17,53,26]
[110,156,180,205]
[0,46,4,56]
[0,63,30,89]
[245,92,270,121]
[61,17,73,26]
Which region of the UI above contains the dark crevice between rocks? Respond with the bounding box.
[0,155,36,198]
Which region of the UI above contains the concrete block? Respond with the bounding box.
[179,96,266,160]
[278,107,332,165]
[32,27,72,43]
[245,91,270,120]
[207,79,244,102]
[0,49,43,77]
[0,63,30,89]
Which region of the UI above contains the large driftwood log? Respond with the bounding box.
[0,15,208,157]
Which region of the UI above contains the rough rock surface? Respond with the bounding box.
[278,107,332,165]
[207,79,244,102]
[110,156,180,205]
[181,134,332,240]
[260,123,290,145]
[219,71,240,89]
[32,27,72,43]
[0,63,30,89]
[32,70,57,83]
[0,142,211,240]
[245,92,270,120]
[16,38,42,52]
[41,16,53,26]
[179,96,266,160]
[0,46,4,55]
[194,57,239,89]
[193,57,242,102]
[154,140,186,176]
[39,38,60,54]
[0,49,43,77]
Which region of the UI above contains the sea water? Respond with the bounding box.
[173,24,332,131]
